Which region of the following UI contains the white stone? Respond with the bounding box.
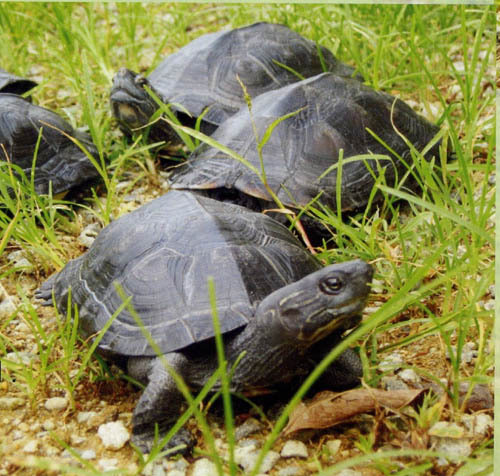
[0,283,16,319]
[398,369,421,384]
[235,417,263,440]
[325,439,341,456]
[7,250,34,272]
[78,223,101,248]
[281,440,308,459]
[432,437,472,462]
[381,375,408,391]
[462,413,493,436]
[6,351,38,365]
[81,449,96,460]
[23,440,38,453]
[429,421,464,438]
[191,458,218,476]
[97,421,130,450]
[70,434,86,446]
[379,352,404,372]
[334,470,362,476]
[99,458,119,471]
[44,397,68,411]
[12,430,24,440]
[42,420,55,431]
[0,397,25,410]
[235,445,280,473]
[77,411,98,423]
[277,466,305,476]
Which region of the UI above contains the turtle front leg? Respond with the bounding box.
[308,334,363,391]
[128,353,194,454]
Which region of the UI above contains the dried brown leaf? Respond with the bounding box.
[283,388,424,435]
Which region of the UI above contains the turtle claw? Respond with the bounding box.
[131,425,194,455]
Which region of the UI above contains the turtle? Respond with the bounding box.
[110,22,362,148]
[36,190,373,452]
[0,94,100,196]
[169,73,446,240]
[0,68,37,96]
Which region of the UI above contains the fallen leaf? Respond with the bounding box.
[283,388,424,435]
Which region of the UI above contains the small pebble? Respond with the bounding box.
[191,458,218,476]
[235,444,280,473]
[78,223,101,248]
[0,283,16,319]
[235,417,263,441]
[488,284,495,298]
[334,470,362,476]
[11,430,24,440]
[7,250,34,272]
[142,462,166,476]
[459,383,493,411]
[461,413,493,436]
[379,352,404,372]
[325,439,341,456]
[77,411,98,423]
[281,440,308,459]
[70,434,86,446]
[429,421,464,438]
[277,466,306,476]
[381,376,408,391]
[42,420,55,431]
[0,397,25,410]
[99,458,119,471]
[80,449,96,460]
[398,369,421,385]
[23,440,38,453]
[97,421,130,450]
[432,437,472,463]
[44,397,68,411]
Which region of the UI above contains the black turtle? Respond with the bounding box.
[0,94,100,196]
[169,73,446,238]
[110,22,361,147]
[37,190,373,452]
[0,68,37,96]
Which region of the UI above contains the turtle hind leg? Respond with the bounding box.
[129,353,195,454]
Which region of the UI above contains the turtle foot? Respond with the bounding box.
[131,425,194,455]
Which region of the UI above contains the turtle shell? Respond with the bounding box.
[111,22,361,140]
[0,94,100,195]
[37,191,320,357]
[170,73,444,212]
[0,68,37,96]
[147,22,360,126]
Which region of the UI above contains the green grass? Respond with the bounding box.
[0,3,495,475]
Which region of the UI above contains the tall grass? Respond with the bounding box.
[0,3,495,475]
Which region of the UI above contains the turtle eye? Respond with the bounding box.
[319,276,343,294]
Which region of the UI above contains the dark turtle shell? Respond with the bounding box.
[170,73,445,212]
[37,191,320,357]
[0,94,100,195]
[0,68,37,96]
[111,22,361,143]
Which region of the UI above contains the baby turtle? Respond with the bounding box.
[169,73,445,235]
[0,68,37,96]
[110,22,361,146]
[0,94,100,195]
[37,190,373,452]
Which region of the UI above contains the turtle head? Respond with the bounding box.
[256,259,373,345]
[110,68,158,132]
